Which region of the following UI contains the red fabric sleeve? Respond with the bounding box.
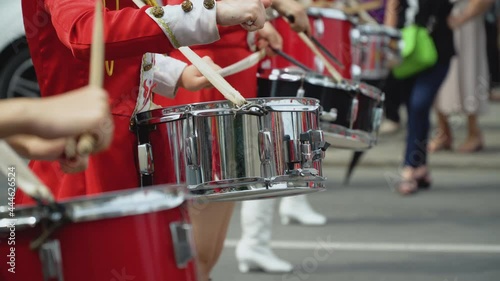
[43,0,174,60]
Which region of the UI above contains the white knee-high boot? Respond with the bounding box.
[279,194,327,225]
[235,198,293,273]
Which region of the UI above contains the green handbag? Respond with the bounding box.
[392,24,438,79]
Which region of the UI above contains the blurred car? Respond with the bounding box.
[0,0,39,99]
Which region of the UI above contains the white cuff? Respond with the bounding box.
[153,54,187,99]
[146,0,220,48]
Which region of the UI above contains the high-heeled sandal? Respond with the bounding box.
[414,167,432,190]
[397,180,418,195]
[457,138,484,153]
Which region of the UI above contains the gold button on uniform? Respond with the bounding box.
[151,6,164,18]
[143,63,153,72]
[181,0,193,12]
[203,0,215,9]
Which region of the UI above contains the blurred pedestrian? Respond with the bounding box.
[430,0,495,153]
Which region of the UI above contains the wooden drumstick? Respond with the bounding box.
[342,0,383,15]
[0,140,55,203]
[71,0,105,157]
[132,0,247,106]
[297,32,344,82]
[218,49,266,77]
[178,47,246,106]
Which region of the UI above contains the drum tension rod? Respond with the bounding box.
[30,202,67,251]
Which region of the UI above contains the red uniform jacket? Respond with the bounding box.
[17,0,185,204]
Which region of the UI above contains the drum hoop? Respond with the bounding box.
[356,25,390,35]
[135,106,190,126]
[0,184,187,230]
[190,98,320,116]
[305,74,357,91]
[358,82,384,102]
[257,68,306,82]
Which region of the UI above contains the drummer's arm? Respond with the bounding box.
[0,98,41,139]
[5,135,67,160]
[152,54,221,98]
[384,0,399,27]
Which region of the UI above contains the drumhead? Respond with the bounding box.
[305,73,384,102]
[305,73,358,92]
[0,184,187,230]
[252,97,320,112]
[189,97,320,117]
[135,104,190,126]
[354,24,389,35]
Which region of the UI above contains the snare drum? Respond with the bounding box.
[308,7,354,79]
[351,25,387,80]
[135,98,327,202]
[350,25,403,81]
[259,8,353,79]
[257,69,384,149]
[0,185,197,281]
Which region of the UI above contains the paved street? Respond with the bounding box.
[214,167,500,281]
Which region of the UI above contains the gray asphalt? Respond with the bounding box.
[213,166,500,281]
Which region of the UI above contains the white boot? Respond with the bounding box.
[279,195,327,225]
[235,199,293,273]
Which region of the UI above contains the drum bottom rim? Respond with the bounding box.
[190,185,326,202]
[321,124,375,150]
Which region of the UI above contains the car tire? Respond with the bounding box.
[0,45,39,99]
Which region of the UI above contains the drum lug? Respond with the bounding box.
[170,222,194,268]
[320,108,338,122]
[185,135,199,169]
[300,130,329,164]
[39,240,64,281]
[137,143,154,175]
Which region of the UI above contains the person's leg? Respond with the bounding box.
[458,113,484,152]
[236,199,293,273]
[485,18,500,89]
[399,63,450,194]
[188,201,235,281]
[428,110,453,152]
[380,73,402,133]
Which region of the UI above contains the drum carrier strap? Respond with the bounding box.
[130,53,157,187]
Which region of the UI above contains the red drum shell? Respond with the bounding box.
[259,8,353,79]
[0,188,197,281]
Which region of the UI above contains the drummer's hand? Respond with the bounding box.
[216,0,270,31]
[257,22,283,56]
[59,155,89,174]
[273,0,311,35]
[178,56,222,92]
[30,86,114,154]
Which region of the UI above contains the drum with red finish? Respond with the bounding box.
[259,7,354,79]
[0,185,197,281]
